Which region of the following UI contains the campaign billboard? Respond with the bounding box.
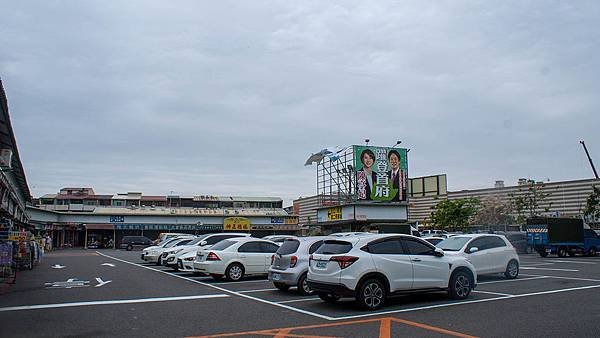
[353,145,408,202]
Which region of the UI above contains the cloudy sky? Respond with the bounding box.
[1,1,599,205]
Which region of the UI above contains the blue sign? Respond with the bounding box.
[271,217,284,224]
[109,216,125,223]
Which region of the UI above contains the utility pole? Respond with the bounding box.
[580,141,599,179]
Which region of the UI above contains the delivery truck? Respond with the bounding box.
[527,217,600,257]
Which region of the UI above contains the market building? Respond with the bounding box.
[0,79,32,235]
[28,189,299,247]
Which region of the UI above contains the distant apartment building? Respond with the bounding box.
[408,178,600,224]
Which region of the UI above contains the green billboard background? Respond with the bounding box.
[353,145,408,202]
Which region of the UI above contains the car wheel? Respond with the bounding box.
[356,279,386,311]
[274,282,290,291]
[589,247,597,257]
[297,273,313,296]
[448,270,472,300]
[557,247,568,258]
[126,245,133,251]
[539,250,548,258]
[504,259,519,279]
[318,292,340,303]
[225,263,244,281]
[156,257,162,266]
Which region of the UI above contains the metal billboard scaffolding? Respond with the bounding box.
[316,147,356,208]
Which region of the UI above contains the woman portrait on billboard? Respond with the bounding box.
[357,149,377,200]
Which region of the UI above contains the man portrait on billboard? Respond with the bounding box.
[357,149,377,200]
[387,149,405,201]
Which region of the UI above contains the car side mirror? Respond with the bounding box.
[468,247,479,253]
[433,248,444,257]
[200,240,208,246]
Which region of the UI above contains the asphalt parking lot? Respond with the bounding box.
[1,249,600,337]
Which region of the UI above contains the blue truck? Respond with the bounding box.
[527,217,600,257]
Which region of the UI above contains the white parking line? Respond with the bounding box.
[238,288,278,294]
[97,252,600,322]
[478,276,549,285]
[277,297,321,304]
[0,294,229,312]
[332,284,600,321]
[520,263,555,267]
[520,267,579,272]
[546,260,597,265]
[96,252,334,320]
[214,279,272,285]
[473,290,514,297]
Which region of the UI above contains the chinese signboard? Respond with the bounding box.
[327,207,342,221]
[353,145,408,202]
[223,217,251,231]
[109,216,125,223]
[271,216,299,225]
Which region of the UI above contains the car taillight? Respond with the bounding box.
[330,256,359,269]
[206,252,220,261]
[290,255,298,268]
[271,255,275,265]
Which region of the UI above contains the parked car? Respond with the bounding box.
[503,231,528,254]
[307,234,477,310]
[423,237,445,246]
[262,235,298,245]
[177,250,198,273]
[154,232,191,244]
[193,237,279,281]
[162,233,250,269]
[436,234,520,279]
[329,232,376,237]
[268,237,328,295]
[421,230,448,237]
[143,236,196,265]
[119,236,153,251]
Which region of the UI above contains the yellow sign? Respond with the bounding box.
[223,217,251,231]
[327,207,342,221]
[284,216,298,225]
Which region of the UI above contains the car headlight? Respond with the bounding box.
[184,257,195,261]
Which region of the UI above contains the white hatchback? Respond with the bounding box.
[307,234,477,310]
[436,234,520,279]
[193,237,280,281]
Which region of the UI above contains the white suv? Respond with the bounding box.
[307,234,477,310]
[436,234,520,279]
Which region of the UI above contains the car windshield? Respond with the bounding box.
[187,234,210,246]
[436,237,471,251]
[210,240,236,251]
[315,240,353,254]
[164,239,189,248]
[277,239,300,255]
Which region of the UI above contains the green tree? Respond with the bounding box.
[509,180,552,224]
[584,186,600,224]
[471,196,514,226]
[430,198,480,232]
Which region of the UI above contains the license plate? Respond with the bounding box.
[546,249,551,253]
[272,273,280,281]
[316,261,327,269]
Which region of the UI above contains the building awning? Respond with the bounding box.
[84,224,114,230]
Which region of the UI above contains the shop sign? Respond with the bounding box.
[109,216,125,223]
[223,217,251,231]
[271,217,284,224]
[284,216,298,225]
[327,207,342,221]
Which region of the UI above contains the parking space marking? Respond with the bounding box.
[473,290,514,297]
[96,252,335,320]
[520,263,555,267]
[98,252,600,323]
[238,288,278,294]
[277,297,320,304]
[520,267,579,272]
[478,276,548,285]
[0,294,230,312]
[546,260,597,265]
[332,283,600,321]
[212,279,272,285]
